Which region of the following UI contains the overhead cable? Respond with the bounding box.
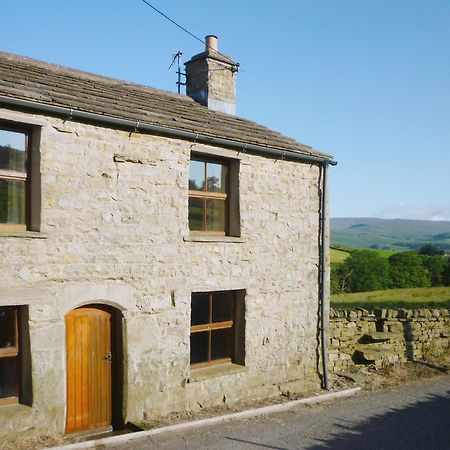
[139,0,237,64]
[140,0,205,45]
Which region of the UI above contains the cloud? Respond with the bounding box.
[376,203,450,221]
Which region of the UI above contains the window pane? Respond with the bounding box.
[188,197,204,231]
[212,293,234,323]
[190,331,209,365]
[189,160,205,191]
[206,199,226,232]
[0,308,17,349]
[211,329,233,360]
[0,179,26,224]
[191,294,210,326]
[0,357,18,399]
[0,130,26,172]
[206,162,227,193]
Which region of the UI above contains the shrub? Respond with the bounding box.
[420,255,447,286]
[442,257,450,286]
[418,244,445,256]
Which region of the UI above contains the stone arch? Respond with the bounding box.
[57,282,135,317]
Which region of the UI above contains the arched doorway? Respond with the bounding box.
[65,305,122,434]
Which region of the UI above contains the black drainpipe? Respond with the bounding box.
[319,163,330,390]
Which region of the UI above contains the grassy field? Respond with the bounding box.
[330,247,350,263]
[331,286,450,310]
[373,249,398,259]
[330,246,398,265]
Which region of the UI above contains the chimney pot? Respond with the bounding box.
[205,35,218,53]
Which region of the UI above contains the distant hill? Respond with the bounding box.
[331,218,450,250]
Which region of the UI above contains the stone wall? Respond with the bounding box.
[328,308,450,373]
[0,107,324,436]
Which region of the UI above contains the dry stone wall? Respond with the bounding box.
[329,308,450,372]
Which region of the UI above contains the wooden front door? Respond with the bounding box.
[65,307,112,434]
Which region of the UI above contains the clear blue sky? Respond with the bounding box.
[2,0,449,220]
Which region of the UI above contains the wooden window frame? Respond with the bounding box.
[0,306,20,406]
[0,124,30,232]
[190,291,238,369]
[188,156,230,236]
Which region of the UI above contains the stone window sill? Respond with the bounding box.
[188,363,247,383]
[0,231,47,239]
[184,235,244,243]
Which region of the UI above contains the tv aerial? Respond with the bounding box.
[168,51,186,94]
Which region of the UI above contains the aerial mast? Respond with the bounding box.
[168,50,186,94]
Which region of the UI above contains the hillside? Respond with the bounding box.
[331,217,450,250]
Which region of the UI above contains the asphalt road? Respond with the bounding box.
[109,375,450,450]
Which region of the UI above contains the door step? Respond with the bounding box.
[66,425,113,440]
[66,424,143,443]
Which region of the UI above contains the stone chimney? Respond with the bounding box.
[185,35,238,115]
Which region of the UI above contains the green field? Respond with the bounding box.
[373,249,398,259]
[331,286,450,310]
[330,247,350,264]
[330,246,397,265]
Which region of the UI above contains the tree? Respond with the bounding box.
[337,250,390,293]
[330,262,355,294]
[420,255,446,286]
[388,252,430,288]
[330,264,343,294]
[442,257,450,286]
[418,244,445,256]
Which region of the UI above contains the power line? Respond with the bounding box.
[140,0,205,46]
[139,0,239,68]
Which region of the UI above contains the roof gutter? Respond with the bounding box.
[0,95,337,166]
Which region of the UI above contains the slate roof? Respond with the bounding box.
[0,51,330,159]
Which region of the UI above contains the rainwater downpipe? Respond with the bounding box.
[319,163,330,390]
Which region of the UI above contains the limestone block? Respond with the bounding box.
[388,324,403,333]
[330,338,340,348]
[375,309,387,318]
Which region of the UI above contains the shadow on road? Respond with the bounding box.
[306,389,450,450]
[224,436,289,449]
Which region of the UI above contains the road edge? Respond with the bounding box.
[50,387,361,449]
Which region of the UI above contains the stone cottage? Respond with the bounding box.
[0,36,336,436]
